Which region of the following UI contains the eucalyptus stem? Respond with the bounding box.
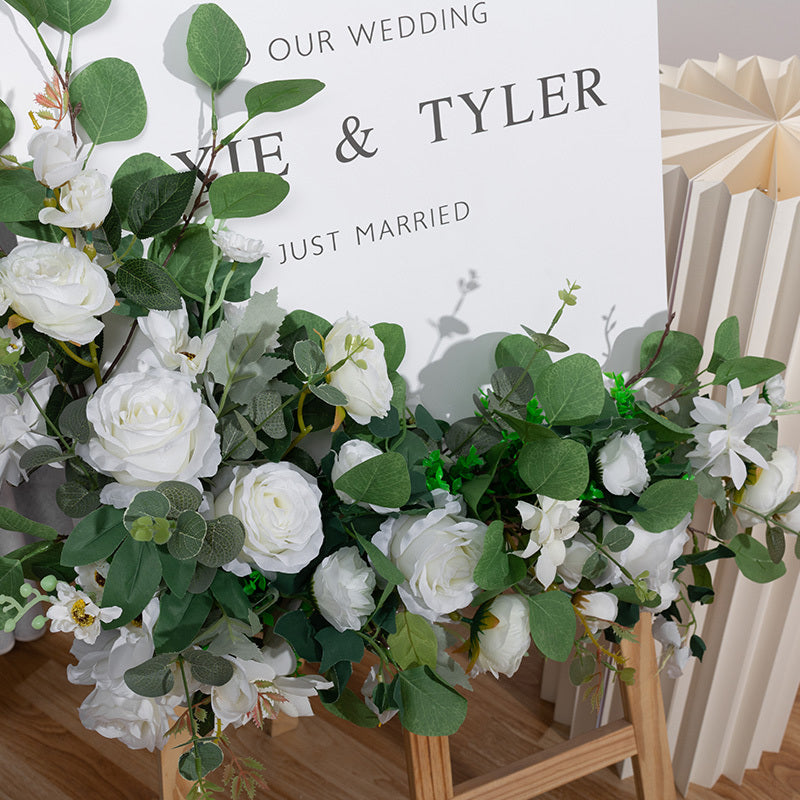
[177,658,205,793]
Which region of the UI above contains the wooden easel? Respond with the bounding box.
[404,613,676,800]
[162,614,675,800]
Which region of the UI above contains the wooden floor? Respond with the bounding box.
[1,633,799,799]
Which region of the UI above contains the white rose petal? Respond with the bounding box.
[361,665,398,725]
[313,546,376,632]
[39,169,113,230]
[472,594,531,678]
[77,368,221,507]
[28,127,82,188]
[735,446,797,527]
[324,314,393,425]
[652,616,691,679]
[216,462,324,574]
[597,431,650,496]
[0,242,115,344]
[372,497,486,622]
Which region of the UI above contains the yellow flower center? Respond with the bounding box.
[70,598,96,628]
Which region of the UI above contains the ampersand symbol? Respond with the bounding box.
[335,115,378,163]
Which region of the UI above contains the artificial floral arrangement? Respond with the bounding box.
[1,2,799,798]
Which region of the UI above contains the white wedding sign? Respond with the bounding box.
[0,0,667,415]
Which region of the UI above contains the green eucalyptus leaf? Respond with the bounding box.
[186,3,247,92]
[244,79,325,117]
[123,654,175,698]
[713,357,785,389]
[321,688,380,728]
[386,612,438,670]
[4,0,47,26]
[156,482,203,518]
[309,382,348,407]
[167,510,207,560]
[372,322,405,373]
[150,224,215,297]
[208,172,289,219]
[528,591,575,662]
[185,649,235,686]
[293,339,326,377]
[123,491,171,531]
[630,479,698,533]
[727,533,787,583]
[393,666,467,736]
[71,58,147,144]
[19,445,67,472]
[55,482,101,518]
[639,330,703,385]
[0,506,57,540]
[494,334,552,382]
[536,354,605,426]
[197,515,245,568]
[316,627,365,673]
[112,153,175,229]
[43,0,111,32]
[603,525,634,553]
[333,452,410,508]
[517,438,589,500]
[178,741,224,781]
[708,316,740,373]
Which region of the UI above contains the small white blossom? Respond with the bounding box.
[574,591,618,633]
[688,379,772,489]
[764,375,787,409]
[74,560,110,603]
[515,496,581,587]
[0,324,24,357]
[472,594,531,678]
[46,581,121,644]
[28,127,81,188]
[652,616,690,678]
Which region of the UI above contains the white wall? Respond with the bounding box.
[658,0,799,65]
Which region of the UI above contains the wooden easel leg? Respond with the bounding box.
[160,725,194,800]
[619,613,677,800]
[403,729,454,800]
[264,714,299,736]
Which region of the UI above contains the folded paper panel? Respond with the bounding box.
[662,126,769,178]
[698,130,776,196]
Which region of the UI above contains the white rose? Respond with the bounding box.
[515,496,581,587]
[0,375,58,486]
[472,594,531,678]
[212,229,267,263]
[39,169,113,230]
[574,591,618,633]
[331,439,398,513]
[79,676,184,751]
[28,127,82,188]
[77,368,221,508]
[778,503,800,534]
[597,431,650,496]
[138,299,217,377]
[7,243,108,330]
[216,462,324,574]
[735,446,797,527]
[652,616,690,679]
[0,242,115,344]
[371,497,486,622]
[614,514,691,612]
[324,314,393,425]
[313,546,376,632]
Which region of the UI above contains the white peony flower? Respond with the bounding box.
[0,241,115,344]
[324,314,393,425]
[211,642,331,729]
[46,581,121,644]
[331,439,398,513]
[574,591,619,634]
[688,379,772,489]
[652,616,690,679]
[216,462,324,574]
[77,368,221,508]
[371,497,486,622]
[764,375,786,409]
[614,515,691,612]
[39,169,113,230]
[472,593,531,678]
[0,375,58,485]
[313,546,376,632]
[28,127,82,188]
[735,446,797,527]
[597,431,650,496]
[361,665,398,725]
[138,299,217,377]
[78,676,184,751]
[212,228,268,263]
[515,496,581,587]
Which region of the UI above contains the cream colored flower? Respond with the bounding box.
[46,581,121,644]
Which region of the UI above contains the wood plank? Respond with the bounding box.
[452,720,638,800]
[404,730,453,800]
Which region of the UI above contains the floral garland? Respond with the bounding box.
[1,3,798,798]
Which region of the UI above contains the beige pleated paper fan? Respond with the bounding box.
[660,54,800,199]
